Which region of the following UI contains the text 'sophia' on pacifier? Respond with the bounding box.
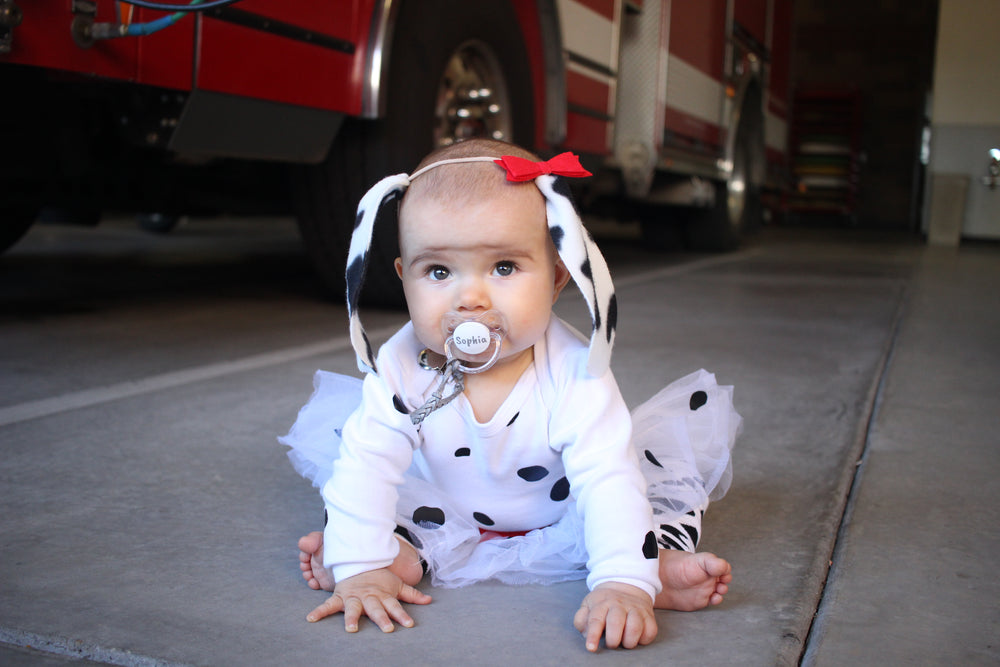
[451,321,492,355]
[441,310,507,374]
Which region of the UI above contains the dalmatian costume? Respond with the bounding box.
[280,152,740,594]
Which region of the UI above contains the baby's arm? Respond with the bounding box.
[319,363,423,624]
[306,567,432,633]
[574,582,657,652]
[546,339,662,649]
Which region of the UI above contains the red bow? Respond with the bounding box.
[493,152,592,182]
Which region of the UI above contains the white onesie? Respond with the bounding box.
[321,317,662,599]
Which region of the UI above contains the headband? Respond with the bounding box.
[346,151,617,378]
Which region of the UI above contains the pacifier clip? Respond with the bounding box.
[410,358,465,429]
[410,317,503,429]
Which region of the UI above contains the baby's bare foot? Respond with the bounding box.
[298,531,335,591]
[654,550,732,611]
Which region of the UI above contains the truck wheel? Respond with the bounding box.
[686,98,763,251]
[0,205,38,254]
[137,213,181,234]
[296,0,534,307]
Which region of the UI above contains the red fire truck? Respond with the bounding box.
[1,0,791,302]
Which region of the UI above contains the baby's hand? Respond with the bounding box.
[573,582,657,652]
[306,567,432,633]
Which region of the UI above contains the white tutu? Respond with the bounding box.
[279,368,740,588]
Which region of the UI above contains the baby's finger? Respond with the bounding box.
[397,583,433,605]
[573,604,590,634]
[305,593,344,623]
[622,609,657,649]
[362,595,396,633]
[638,612,658,646]
[343,596,364,633]
[584,611,608,653]
[601,607,628,650]
[382,596,417,629]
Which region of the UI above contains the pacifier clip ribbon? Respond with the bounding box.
[410,316,504,428]
[410,358,465,429]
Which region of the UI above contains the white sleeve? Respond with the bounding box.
[550,355,661,601]
[321,363,419,583]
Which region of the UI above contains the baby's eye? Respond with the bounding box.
[428,266,451,281]
[493,261,517,277]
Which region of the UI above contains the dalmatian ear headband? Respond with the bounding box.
[346,152,617,378]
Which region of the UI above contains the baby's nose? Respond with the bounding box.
[457,276,490,311]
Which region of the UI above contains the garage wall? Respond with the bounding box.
[927,0,1000,240]
[931,0,1000,126]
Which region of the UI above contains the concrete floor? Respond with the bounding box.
[0,219,997,665]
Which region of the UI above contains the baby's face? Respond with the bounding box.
[395,184,568,371]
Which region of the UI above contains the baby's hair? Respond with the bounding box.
[402,138,542,214]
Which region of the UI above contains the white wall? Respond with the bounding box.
[931,0,1000,126]
[928,0,1000,240]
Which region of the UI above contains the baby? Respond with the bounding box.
[283,138,739,652]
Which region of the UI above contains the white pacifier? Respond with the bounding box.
[441,310,507,374]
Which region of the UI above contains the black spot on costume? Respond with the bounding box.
[549,225,565,251]
[642,531,658,559]
[517,466,550,482]
[412,506,445,529]
[345,255,366,312]
[551,174,575,201]
[644,450,664,468]
[473,512,495,527]
[394,525,423,550]
[550,476,570,501]
[606,294,617,342]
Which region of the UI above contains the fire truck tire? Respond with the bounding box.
[137,213,182,234]
[686,103,763,251]
[295,0,535,307]
[0,206,38,254]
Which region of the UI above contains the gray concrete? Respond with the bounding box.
[1,218,996,665]
[802,245,1000,665]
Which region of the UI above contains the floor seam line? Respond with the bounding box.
[0,323,403,427]
[0,626,192,667]
[797,285,909,666]
[611,247,762,289]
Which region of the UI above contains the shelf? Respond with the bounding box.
[783,87,862,217]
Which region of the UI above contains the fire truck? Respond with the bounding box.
[1,0,791,303]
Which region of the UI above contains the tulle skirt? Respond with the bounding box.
[279,369,740,588]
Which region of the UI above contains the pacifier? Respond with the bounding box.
[441,310,508,374]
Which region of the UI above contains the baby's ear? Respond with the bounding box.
[552,258,572,303]
[394,257,404,280]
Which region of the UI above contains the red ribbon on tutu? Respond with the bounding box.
[493,152,592,182]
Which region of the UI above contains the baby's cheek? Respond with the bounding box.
[411,321,444,353]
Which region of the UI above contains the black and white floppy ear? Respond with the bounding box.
[346,173,411,374]
[536,174,617,377]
